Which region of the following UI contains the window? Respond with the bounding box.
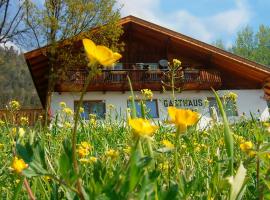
[113,63,123,70]
[207,97,238,117]
[267,100,270,109]
[74,101,106,119]
[127,99,159,118]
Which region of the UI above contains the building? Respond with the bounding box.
[24,16,270,124]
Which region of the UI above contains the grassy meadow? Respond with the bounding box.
[0,92,270,199]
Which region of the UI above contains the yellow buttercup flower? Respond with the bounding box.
[162,139,174,149]
[129,118,158,137]
[77,147,90,158]
[63,107,73,116]
[11,127,17,136]
[173,59,181,67]
[80,141,91,150]
[8,100,20,111]
[20,117,29,125]
[59,102,66,108]
[79,156,98,164]
[0,120,4,126]
[82,39,122,67]
[158,161,170,171]
[168,107,199,133]
[77,141,91,158]
[240,141,253,152]
[141,89,153,100]
[105,149,119,159]
[64,122,72,129]
[11,157,28,174]
[18,128,25,138]
[89,156,98,163]
[79,107,84,113]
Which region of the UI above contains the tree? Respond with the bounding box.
[0,0,29,44]
[231,26,255,61]
[21,0,123,119]
[253,25,270,66]
[212,39,226,50]
[231,25,270,66]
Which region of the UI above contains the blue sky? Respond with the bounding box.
[118,0,270,47]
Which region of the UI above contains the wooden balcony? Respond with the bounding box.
[56,68,222,92]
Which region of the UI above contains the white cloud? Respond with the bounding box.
[119,0,251,44]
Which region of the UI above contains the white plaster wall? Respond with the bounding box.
[51,89,269,123]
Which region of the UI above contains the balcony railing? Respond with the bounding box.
[57,68,222,91]
[0,109,45,125]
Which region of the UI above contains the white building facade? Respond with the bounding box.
[51,89,269,125]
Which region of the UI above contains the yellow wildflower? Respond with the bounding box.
[159,161,170,171]
[18,128,25,138]
[123,146,131,154]
[173,59,181,67]
[77,141,91,158]
[64,122,72,129]
[128,118,158,137]
[107,104,115,110]
[204,99,209,107]
[59,102,66,108]
[168,107,199,133]
[89,156,97,163]
[79,156,98,164]
[0,120,4,126]
[20,117,29,125]
[0,143,4,149]
[240,141,253,152]
[80,141,91,150]
[11,157,28,174]
[207,158,213,164]
[225,92,238,103]
[106,126,112,133]
[79,107,84,113]
[77,147,90,158]
[90,118,96,127]
[82,39,122,67]
[141,89,153,100]
[11,127,17,136]
[162,139,174,149]
[248,150,256,157]
[8,100,20,111]
[44,176,51,181]
[105,149,119,159]
[63,107,73,116]
[195,145,201,152]
[218,139,224,146]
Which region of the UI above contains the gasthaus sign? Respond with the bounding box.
[161,98,204,108]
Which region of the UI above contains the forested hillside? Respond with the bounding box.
[0,46,41,108]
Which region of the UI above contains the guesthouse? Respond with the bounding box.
[24,16,270,123]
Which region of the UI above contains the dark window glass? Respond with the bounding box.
[74,101,106,119]
[128,100,159,118]
[208,97,238,117]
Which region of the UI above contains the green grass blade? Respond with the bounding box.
[127,76,137,119]
[212,89,234,175]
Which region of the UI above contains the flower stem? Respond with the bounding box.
[71,67,97,199]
